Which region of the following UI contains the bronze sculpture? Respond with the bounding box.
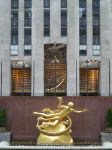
[33,97,87,145]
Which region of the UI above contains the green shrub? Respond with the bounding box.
[0,108,6,127]
[106,108,112,128]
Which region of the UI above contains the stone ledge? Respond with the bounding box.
[101,132,112,144]
[0,132,10,143]
[0,145,111,150]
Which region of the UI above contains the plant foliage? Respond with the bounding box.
[106,108,112,128]
[0,108,6,127]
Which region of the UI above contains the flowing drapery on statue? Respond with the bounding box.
[33,97,87,145]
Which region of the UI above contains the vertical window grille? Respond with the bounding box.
[11,68,31,96]
[44,0,50,8]
[80,60,100,96]
[44,0,50,36]
[79,0,87,56]
[24,0,32,56]
[61,0,67,36]
[24,0,32,8]
[61,0,67,8]
[11,0,19,9]
[92,0,100,56]
[11,0,19,56]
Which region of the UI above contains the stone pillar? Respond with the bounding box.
[67,0,79,96]
[0,0,11,96]
[100,59,109,96]
[110,60,112,96]
[2,60,11,96]
[100,0,111,96]
[0,61,2,96]
[109,0,112,96]
[50,0,61,42]
[32,0,44,96]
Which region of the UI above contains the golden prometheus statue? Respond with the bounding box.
[33,97,87,145]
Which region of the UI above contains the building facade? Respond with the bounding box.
[0,0,111,96]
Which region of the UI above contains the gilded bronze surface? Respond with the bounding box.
[33,97,87,145]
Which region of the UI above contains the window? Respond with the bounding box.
[11,11,18,27]
[80,68,100,96]
[11,36,18,45]
[61,0,67,36]
[80,60,100,96]
[79,0,86,8]
[93,45,100,56]
[61,0,67,8]
[80,29,87,44]
[61,10,67,36]
[24,11,32,27]
[24,50,31,56]
[24,46,32,55]
[24,28,31,35]
[24,0,32,8]
[24,0,32,56]
[93,17,100,26]
[80,45,87,55]
[11,1,19,55]
[11,27,18,35]
[44,0,50,8]
[92,0,100,13]
[80,18,87,28]
[93,35,100,45]
[11,67,31,96]
[11,45,18,55]
[11,18,18,27]
[44,3,50,37]
[24,36,31,45]
[92,0,100,56]
[11,0,19,9]
[79,0,87,56]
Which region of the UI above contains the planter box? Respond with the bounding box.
[0,127,6,132]
[105,128,112,133]
[0,132,10,143]
[101,132,112,144]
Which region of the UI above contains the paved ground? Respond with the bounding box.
[0,145,112,150]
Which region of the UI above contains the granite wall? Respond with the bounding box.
[0,96,111,141]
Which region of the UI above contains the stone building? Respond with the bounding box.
[0,0,111,96]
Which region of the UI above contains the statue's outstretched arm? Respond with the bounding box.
[33,112,50,117]
[72,109,87,113]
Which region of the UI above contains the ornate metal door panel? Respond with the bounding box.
[44,44,67,96]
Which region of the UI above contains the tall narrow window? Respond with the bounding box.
[79,0,87,56]
[92,0,100,55]
[44,0,50,8]
[24,0,32,8]
[24,0,32,56]
[11,0,19,9]
[44,0,50,36]
[61,0,67,8]
[11,0,19,56]
[11,61,31,96]
[61,0,67,36]
[80,60,100,96]
[44,44,67,96]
